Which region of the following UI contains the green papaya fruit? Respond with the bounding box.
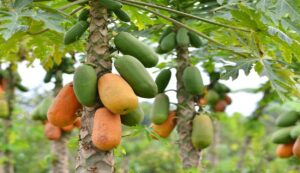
[121,105,144,126]
[64,21,89,45]
[183,66,204,95]
[73,64,98,107]
[39,97,54,120]
[16,83,29,92]
[155,69,171,93]
[44,71,53,83]
[192,114,213,149]
[150,93,170,125]
[99,0,122,10]
[290,125,300,139]
[205,90,220,105]
[271,127,294,144]
[213,82,230,93]
[155,45,168,54]
[159,26,173,43]
[114,32,159,68]
[0,100,9,118]
[276,111,300,127]
[114,55,158,98]
[176,28,189,47]
[188,32,202,48]
[113,9,130,22]
[62,66,75,74]
[160,32,176,52]
[78,9,89,21]
[32,106,42,121]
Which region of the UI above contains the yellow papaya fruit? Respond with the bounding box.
[98,73,138,114]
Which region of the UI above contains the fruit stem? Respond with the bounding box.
[59,0,88,11]
[119,0,250,32]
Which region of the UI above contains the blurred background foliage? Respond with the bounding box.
[2,93,300,173]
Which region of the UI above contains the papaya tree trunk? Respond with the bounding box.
[176,46,201,168]
[2,65,15,173]
[51,70,70,173]
[76,0,114,172]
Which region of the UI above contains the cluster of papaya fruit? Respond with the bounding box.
[198,82,232,112]
[43,57,75,83]
[152,65,214,149]
[156,26,202,54]
[31,96,81,140]
[272,111,300,158]
[64,0,131,45]
[47,31,160,151]
[0,69,28,119]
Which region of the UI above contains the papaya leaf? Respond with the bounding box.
[13,0,32,9]
[221,58,259,80]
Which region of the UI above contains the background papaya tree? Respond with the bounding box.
[1,0,300,172]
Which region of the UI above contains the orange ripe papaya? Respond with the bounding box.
[98,73,138,114]
[44,122,62,140]
[276,143,294,158]
[224,95,232,105]
[198,97,207,106]
[47,83,82,127]
[151,111,177,139]
[92,108,122,151]
[214,100,227,112]
[293,137,300,158]
[74,117,81,128]
[61,124,74,132]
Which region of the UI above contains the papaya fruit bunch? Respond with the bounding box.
[43,57,75,83]
[0,69,28,119]
[197,81,232,113]
[156,26,202,54]
[46,31,161,150]
[151,65,214,150]
[271,111,300,159]
[64,0,131,45]
[31,96,81,140]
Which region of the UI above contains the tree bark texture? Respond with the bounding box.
[176,46,201,168]
[50,70,70,173]
[76,0,114,172]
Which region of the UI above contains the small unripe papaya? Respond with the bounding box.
[98,73,138,114]
[121,105,144,126]
[183,66,204,95]
[192,114,213,149]
[271,127,294,144]
[160,32,176,52]
[44,122,62,140]
[47,83,82,127]
[155,69,171,93]
[176,28,189,47]
[92,108,121,151]
[73,64,98,107]
[64,21,89,45]
[188,32,202,48]
[276,143,294,158]
[113,9,130,22]
[150,93,170,125]
[151,111,177,139]
[276,111,300,127]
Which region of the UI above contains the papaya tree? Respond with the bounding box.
[0,63,29,173]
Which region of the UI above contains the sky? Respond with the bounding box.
[18,60,268,116]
